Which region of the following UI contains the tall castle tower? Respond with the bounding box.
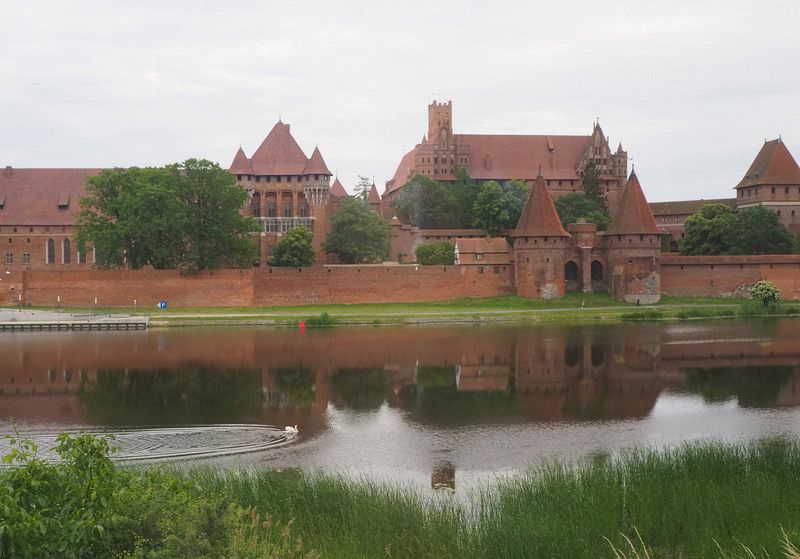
[512,169,571,299]
[428,100,453,141]
[601,170,662,303]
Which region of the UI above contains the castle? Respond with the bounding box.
[1,100,799,305]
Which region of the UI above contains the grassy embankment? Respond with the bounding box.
[4,436,800,558]
[18,293,800,326]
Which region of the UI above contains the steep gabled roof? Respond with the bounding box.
[229,146,252,175]
[0,168,102,226]
[368,182,381,204]
[606,171,661,235]
[735,139,800,188]
[303,146,331,176]
[331,177,348,197]
[512,172,569,237]
[250,121,308,175]
[385,133,591,195]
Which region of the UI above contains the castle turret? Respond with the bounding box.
[602,170,662,303]
[428,100,452,142]
[512,170,571,299]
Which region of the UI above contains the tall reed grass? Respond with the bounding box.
[182,440,800,558]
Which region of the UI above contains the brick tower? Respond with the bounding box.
[512,169,571,299]
[601,170,662,303]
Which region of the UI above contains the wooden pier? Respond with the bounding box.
[0,317,148,332]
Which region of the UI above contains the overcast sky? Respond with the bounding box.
[2,1,799,201]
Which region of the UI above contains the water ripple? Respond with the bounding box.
[0,424,297,463]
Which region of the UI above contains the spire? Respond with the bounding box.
[229,146,252,175]
[368,181,381,204]
[606,171,661,235]
[512,173,569,237]
[302,146,332,175]
[331,176,348,197]
[616,142,624,154]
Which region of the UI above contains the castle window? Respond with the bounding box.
[786,187,790,194]
[62,239,71,264]
[277,176,282,183]
[22,252,30,265]
[777,210,782,216]
[476,253,483,261]
[268,204,277,217]
[266,176,271,182]
[5,251,12,265]
[46,238,55,264]
[255,176,261,182]
[478,267,484,274]
[299,204,308,218]
[772,187,776,194]
[283,204,292,217]
[28,228,32,233]
[793,210,796,217]
[247,176,252,181]
[315,175,319,181]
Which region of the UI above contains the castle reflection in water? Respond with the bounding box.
[2,320,800,436]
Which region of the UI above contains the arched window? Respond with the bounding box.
[564,260,580,292]
[46,238,55,264]
[62,239,71,264]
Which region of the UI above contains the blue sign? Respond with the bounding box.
[158,301,168,310]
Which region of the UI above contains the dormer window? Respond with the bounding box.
[57,193,70,208]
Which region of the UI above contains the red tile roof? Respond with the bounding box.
[735,139,800,188]
[386,134,590,195]
[606,172,661,235]
[0,168,101,226]
[229,147,253,175]
[330,177,348,197]
[249,121,309,176]
[455,237,510,254]
[512,172,569,237]
[649,198,735,216]
[368,182,381,204]
[302,146,331,176]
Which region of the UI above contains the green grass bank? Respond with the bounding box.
[4,436,800,558]
[12,294,800,327]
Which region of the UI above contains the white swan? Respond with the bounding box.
[284,425,299,434]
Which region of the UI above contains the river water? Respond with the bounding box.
[2,319,800,490]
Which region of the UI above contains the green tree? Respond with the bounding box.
[324,197,390,263]
[353,175,373,202]
[472,181,511,235]
[729,205,793,255]
[581,160,604,204]
[76,160,257,270]
[415,241,455,265]
[751,280,780,306]
[554,192,610,230]
[678,204,737,255]
[268,226,316,267]
[391,175,462,228]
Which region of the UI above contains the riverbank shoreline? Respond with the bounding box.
[3,294,797,328]
[4,436,800,558]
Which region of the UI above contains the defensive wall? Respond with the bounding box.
[5,254,800,308]
[660,254,800,299]
[12,264,514,308]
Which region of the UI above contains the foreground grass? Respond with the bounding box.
[5,436,800,557]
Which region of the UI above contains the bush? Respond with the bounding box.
[0,433,235,559]
[268,227,316,267]
[752,280,781,306]
[304,312,336,328]
[415,242,455,265]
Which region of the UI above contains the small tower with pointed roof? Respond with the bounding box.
[511,170,571,299]
[600,170,662,303]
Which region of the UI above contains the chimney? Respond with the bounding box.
[4,166,11,178]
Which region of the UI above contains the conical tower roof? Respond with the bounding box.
[736,138,800,188]
[229,147,252,175]
[250,121,308,175]
[606,171,661,235]
[368,182,381,204]
[512,171,569,237]
[331,177,348,197]
[303,146,332,175]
